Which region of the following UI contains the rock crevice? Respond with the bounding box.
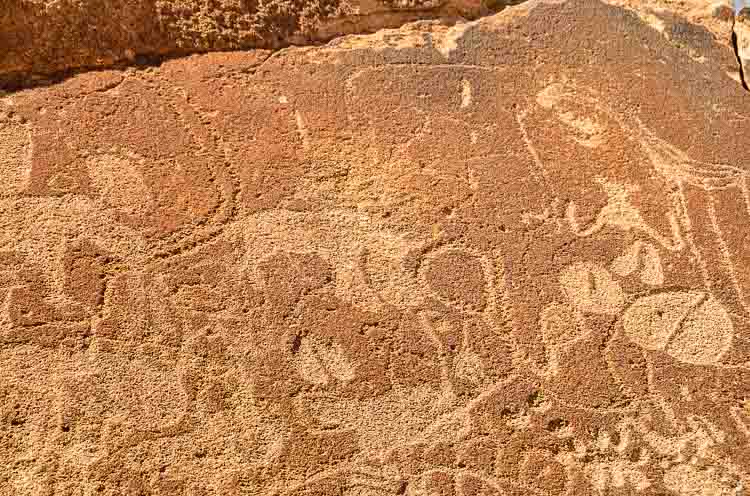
[734,8,750,89]
[1,0,744,90]
[0,0,523,90]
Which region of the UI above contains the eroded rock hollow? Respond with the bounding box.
[0,0,749,494]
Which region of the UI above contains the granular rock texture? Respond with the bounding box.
[0,0,740,89]
[735,7,750,86]
[1,0,750,494]
[0,0,498,88]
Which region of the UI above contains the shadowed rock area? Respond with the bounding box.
[0,0,510,88]
[0,0,741,89]
[1,0,749,494]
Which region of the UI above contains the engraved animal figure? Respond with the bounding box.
[524,79,750,474]
[610,240,664,286]
[566,120,748,248]
[521,79,750,319]
[622,291,733,366]
[556,413,746,496]
[566,177,685,252]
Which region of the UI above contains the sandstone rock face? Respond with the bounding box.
[612,0,736,47]
[735,8,750,86]
[0,0,500,88]
[0,0,740,88]
[1,0,749,494]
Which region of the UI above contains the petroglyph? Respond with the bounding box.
[536,82,608,148]
[636,117,747,191]
[460,79,472,108]
[86,153,155,217]
[1,0,749,494]
[611,241,665,286]
[622,291,734,365]
[559,262,625,315]
[294,110,311,150]
[623,291,705,352]
[294,337,356,386]
[566,178,686,251]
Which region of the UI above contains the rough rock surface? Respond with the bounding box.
[0,0,741,88]
[0,0,501,88]
[1,0,750,494]
[735,7,750,87]
[612,0,735,47]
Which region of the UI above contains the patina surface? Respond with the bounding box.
[0,0,748,494]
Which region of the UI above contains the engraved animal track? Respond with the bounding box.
[559,262,625,315]
[611,240,665,286]
[294,336,356,386]
[1,5,750,494]
[623,291,733,365]
[557,261,735,366]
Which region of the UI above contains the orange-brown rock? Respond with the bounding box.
[0,0,503,88]
[1,0,741,89]
[0,0,749,494]
[736,7,750,86]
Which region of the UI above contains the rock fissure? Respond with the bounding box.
[732,20,749,90]
[734,8,750,90]
[0,0,523,91]
[1,0,745,93]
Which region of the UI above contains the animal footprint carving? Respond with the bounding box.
[559,262,625,315]
[611,240,664,286]
[553,259,734,366]
[623,291,733,365]
[294,336,356,386]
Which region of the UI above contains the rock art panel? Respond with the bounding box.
[0,0,749,494]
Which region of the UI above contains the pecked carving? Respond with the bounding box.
[0,0,749,493]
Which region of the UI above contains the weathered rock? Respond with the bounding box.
[0,0,741,88]
[736,7,750,86]
[0,0,506,88]
[612,0,736,43]
[0,0,748,494]
[712,1,733,21]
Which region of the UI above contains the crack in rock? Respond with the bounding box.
[0,0,524,91]
[734,7,750,90]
